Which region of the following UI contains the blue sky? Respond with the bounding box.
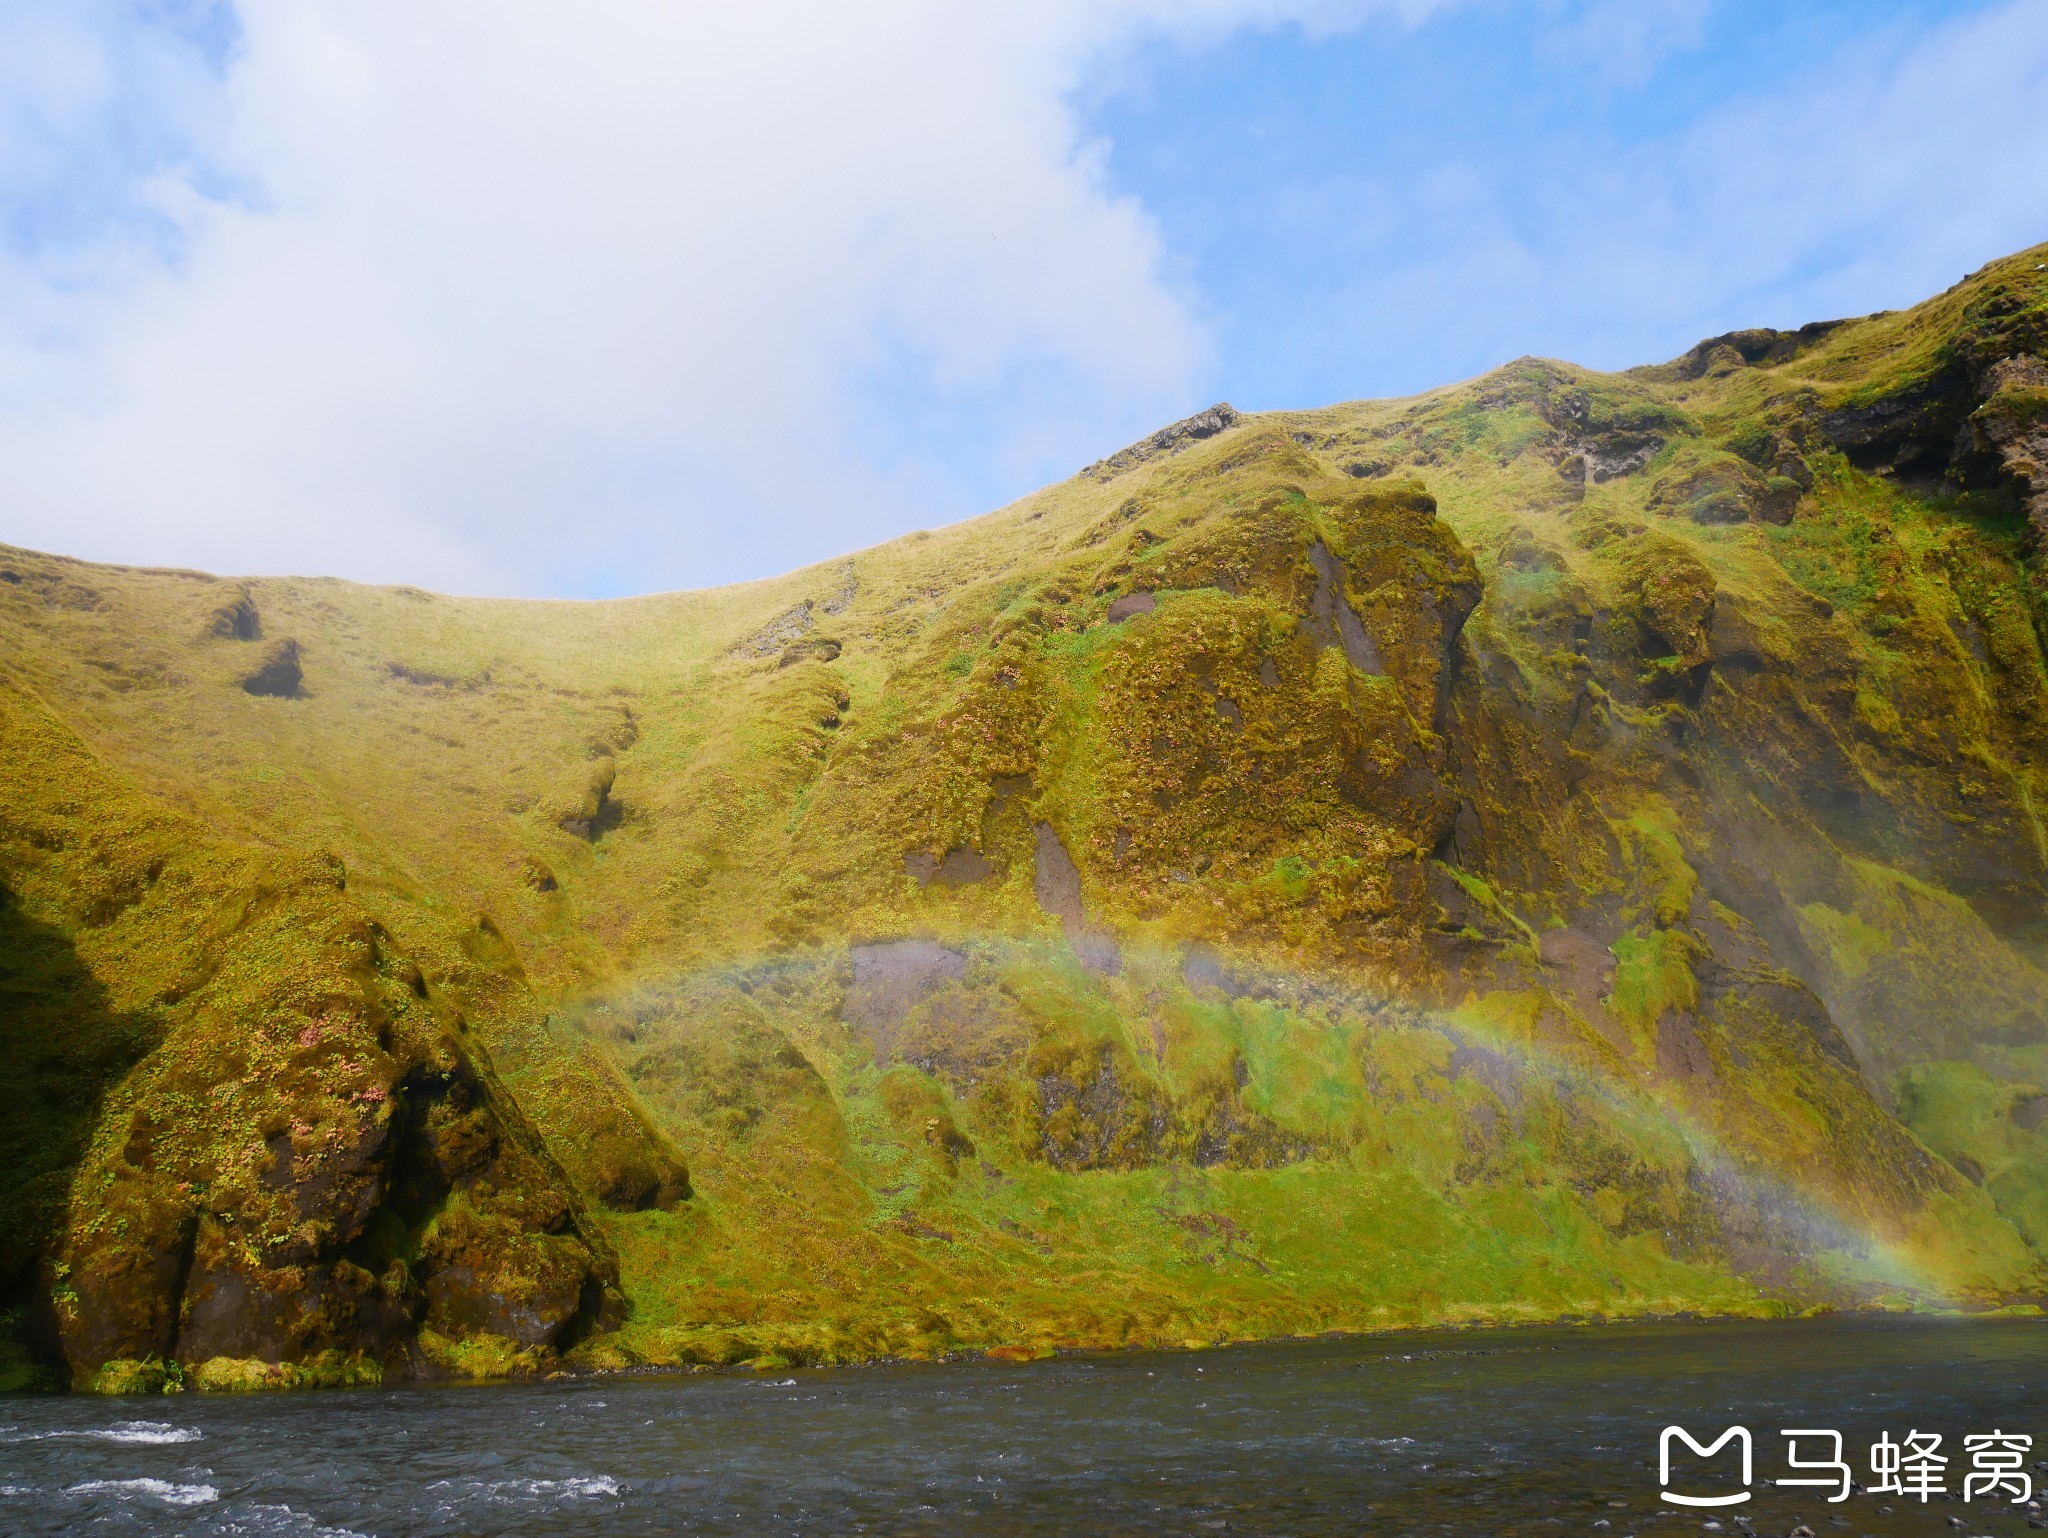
[0,0,2043,597]
[1084,0,2015,402]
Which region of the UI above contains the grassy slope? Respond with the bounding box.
[4,242,2048,1379]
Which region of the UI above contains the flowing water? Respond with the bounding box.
[2,1316,2045,1536]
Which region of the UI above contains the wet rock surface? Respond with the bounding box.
[1033,825,1121,976]
[845,940,970,1066]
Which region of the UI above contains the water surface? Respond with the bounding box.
[3,1316,2045,1535]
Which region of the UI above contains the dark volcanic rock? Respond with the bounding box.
[1821,367,1972,476]
[1084,404,1243,481]
[38,845,620,1389]
[57,1032,619,1385]
[1958,355,2048,545]
[1664,320,1853,378]
[904,846,996,886]
[1303,542,1384,673]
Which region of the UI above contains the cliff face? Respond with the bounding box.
[3,243,2047,1389]
[0,686,636,1391]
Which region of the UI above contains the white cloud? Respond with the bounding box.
[0,0,1445,595]
[15,1,2029,598]
[1248,0,2048,404]
[1555,0,2048,355]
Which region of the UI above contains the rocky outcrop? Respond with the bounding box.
[1646,454,1800,525]
[1534,377,1695,492]
[1821,368,1975,478]
[1661,319,1853,379]
[1807,253,2048,522]
[1818,347,2048,534]
[0,684,623,1392]
[732,567,858,661]
[52,886,622,1391]
[733,600,817,660]
[1082,403,1242,481]
[1959,355,2048,545]
[1556,431,1667,487]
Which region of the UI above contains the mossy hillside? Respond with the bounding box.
[552,933,2028,1373]
[3,243,2047,1387]
[0,680,644,1390]
[564,946,1792,1370]
[1896,1061,2048,1254]
[1793,859,2048,1077]
[781,467,1487,973]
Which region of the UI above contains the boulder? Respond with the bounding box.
[1647,455,1800,526]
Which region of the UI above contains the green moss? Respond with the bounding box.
[1896,1061,2048,1253]
[1792,861,2048,1076]
[1607,931,1702,1050]
[1726,424,1776,464]
[87,1358,183,1395]
[1614,801,1698,927]
[189,1352,384,1392]
[417,1329,547,1380]
[1443,868,1539,949]
[1797,903,1892,982]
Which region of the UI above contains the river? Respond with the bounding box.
[2,1316,2044,1535]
